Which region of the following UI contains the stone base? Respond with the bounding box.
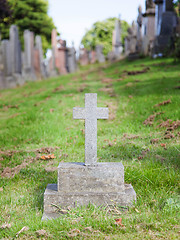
[42,162,136,220]
[42,183,136,220]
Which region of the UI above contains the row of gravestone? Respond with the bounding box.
[79,18,122,66]
[78,0,179,64]
[0,25,47,89]
[49,29,77,77]
[124,0,179,59]
[0,26,77,89]
[79,45,106,66]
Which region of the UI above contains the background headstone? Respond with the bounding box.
[96,45,105,63]
[23,30,36,81]
[35,35,47,78]
[137,6,143,53]
[142,0,156,55]
[112,18,122,59]
[79,48,89,66]
[10,25,24,86]
[153,0,177,54]
[0,40,15,88]
[67,47,77,73]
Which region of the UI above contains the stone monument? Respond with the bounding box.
[9,25,24,86]
[112,18,122,59]
[142,0,156,55]
[137,6,143,53]
[79,48,89,66]
[96,45,105,63]
[153,0,177,54]
[43,93,136,220]
[23,30,36,81]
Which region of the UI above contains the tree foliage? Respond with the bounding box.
[0,0,56,52]
[81,18,129,56]
[0,0,12,25]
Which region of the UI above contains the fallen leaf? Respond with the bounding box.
[164,132,175,139]
[40,154,56,160]
[160,143,166,148]
[0,223,11,229]
[53,85,64,92]
[50,108,54,113]
[35,229,47,237]
[150,138,159,144]
[68,229,80,237]
[115,218,125,227]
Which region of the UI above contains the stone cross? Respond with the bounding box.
[73,93,108,165]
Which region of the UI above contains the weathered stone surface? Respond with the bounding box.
[153,0,177,54]
[73,93,108,166]
[96,45,105,63]
[23,30,36,81]
[112,19,122,59]
[43,183,136,220]
[67,47,77,73]
[58,162,124,192]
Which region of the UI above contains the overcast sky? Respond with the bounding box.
[48,0,145,48]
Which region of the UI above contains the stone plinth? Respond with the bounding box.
[42,162,136,220]
[58,163,125,192]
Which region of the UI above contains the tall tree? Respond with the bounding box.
[0,0,56,52]
[81,18,129,56]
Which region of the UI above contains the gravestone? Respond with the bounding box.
[79,48,89,66]
[67,47,77,73]
[0,43,6,89]
[125,22,139,60]
[137,6,143,53]
[142,0,156,55]
[43,93,136,220]
[9,25,24,86]
[96,45,105,63]
[90,50,96,64]
[57,39,68,75]
[23,30,36,80]
[49,29,58,76]
[112,19,122,59]
[0,40,15,88]
[35,35,47,78]
[153,0,177,54]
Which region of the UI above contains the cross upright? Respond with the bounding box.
[73,93,109,165]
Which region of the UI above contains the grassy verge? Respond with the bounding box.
[0,57,179,239]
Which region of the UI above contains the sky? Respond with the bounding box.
[48,0,145,49]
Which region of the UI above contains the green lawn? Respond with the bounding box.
[0,57,179,239]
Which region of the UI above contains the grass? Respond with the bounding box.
[0,57,180,239]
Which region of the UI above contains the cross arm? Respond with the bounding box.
[97,107,109,119]
[73,107,86,119]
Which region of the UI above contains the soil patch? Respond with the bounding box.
[123,67,150,76]
[52,85,64,93]
[154,99,171,107]
[143,112,164,126]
